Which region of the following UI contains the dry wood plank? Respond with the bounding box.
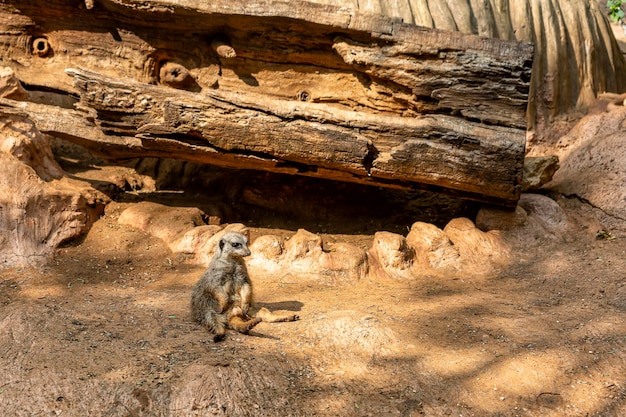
[0,0,533,205]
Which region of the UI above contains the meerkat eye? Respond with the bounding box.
[232,242,242,248]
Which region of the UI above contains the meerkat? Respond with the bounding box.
[191,231,298,341]
[191,231,261,341]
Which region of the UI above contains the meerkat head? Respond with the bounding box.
[217,231,251,258]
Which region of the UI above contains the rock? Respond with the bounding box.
[368,231,415,279]
[517,194,570,236]
[521,156,559,191]
[548,109,626,235]
[0,113,64,182]
[370,218,512,279]
[117,196,572,283]
[247,235,285,274]
[249,230,368,283]
[282,229,323,262]
[118,201,205,243]
[0,67,28,101]
[406,222,460,273]
[171,225,223,255]
[274,229,327,279]
[0,114,106,268]
[476,205,528,231]
[320,242,369,283]
[475,194,573,248]
[476,194,574,248]
[249,235,284,260]
[604,92,626,112]
[443,218,510,273]
[117,201,249,264]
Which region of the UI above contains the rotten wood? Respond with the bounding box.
[0,0,533,205]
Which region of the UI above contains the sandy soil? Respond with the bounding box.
[0,184,625,417]
[3,3,626,415]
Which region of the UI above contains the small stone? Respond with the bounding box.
[521,155,559,191]
[476,204,527,231]
[0,67,29,100]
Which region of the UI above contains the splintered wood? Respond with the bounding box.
[0,0,533,205]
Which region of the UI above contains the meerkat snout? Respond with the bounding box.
[218,231,251,258]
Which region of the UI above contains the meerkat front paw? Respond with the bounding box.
[228,315,262,334]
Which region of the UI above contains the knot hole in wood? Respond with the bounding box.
[159,62,191,88]
[31,37,50,57]
[296,90,311,102]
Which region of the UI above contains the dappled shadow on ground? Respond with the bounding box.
[1,205,625,416]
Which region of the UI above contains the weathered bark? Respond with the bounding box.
[310,0,626,128]
[0,0,533,205]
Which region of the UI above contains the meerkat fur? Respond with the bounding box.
[191,231,261,341]
[191,231,299,341]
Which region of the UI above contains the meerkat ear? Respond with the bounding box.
[219,239,225,252]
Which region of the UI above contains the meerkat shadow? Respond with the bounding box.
[244,330,281,341]
[255,300,303,312]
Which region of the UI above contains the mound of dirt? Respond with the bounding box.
[547,106,626,236]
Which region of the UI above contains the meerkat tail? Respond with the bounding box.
[255,307,299,323]
[201,310,227,341]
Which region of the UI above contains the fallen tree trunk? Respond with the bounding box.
[0,0,533,205]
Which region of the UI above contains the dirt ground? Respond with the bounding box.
[1,175,625,417]
[2,2,626,414]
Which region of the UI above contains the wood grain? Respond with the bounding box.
[0,0,533,205]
